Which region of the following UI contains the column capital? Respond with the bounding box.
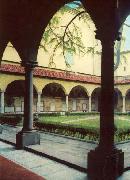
[95,29,121,43]
[38,91,42,95]
[21,60,38,69]
[65,94,69,97]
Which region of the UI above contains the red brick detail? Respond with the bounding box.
[0,63,102,84]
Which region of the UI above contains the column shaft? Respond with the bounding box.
[99,38,115,151]
[66,95,69,112]
[122,96,126,113]
[37,92,41,113]
[23,66,34,131]
[16,63,40,149]
[0,91,5,113]
[88,96,91,112]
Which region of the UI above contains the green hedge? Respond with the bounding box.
[35,121,99,141]
[66,112,100,116]
[115,128,130,142]
[36,112,62,117]
[114,112,130,116]
[34,121,130,142]
[37,111,130,117]
[35,111,100,118]
[0,114,23,126]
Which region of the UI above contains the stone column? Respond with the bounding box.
[99,37,115,150]
[66,94,69,112]
[16,63,40,149]
[23,65,34,131]
[88,96,91,112]
[122,96,126,113]
[0,91,4,133]
[88,31,124,179]
[37,92,42,113]
[0,91,5,113]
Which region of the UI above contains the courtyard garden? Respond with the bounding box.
[1,113,130,143]
[34,113,130,143]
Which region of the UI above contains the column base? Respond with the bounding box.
[16,130,40,149]
[0,125,3,133]
[88,148,124,180]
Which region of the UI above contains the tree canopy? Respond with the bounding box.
[40,1,128,71]
[40,1,98,68]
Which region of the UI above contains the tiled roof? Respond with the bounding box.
[1,63,129,85]
[115,79,130,84]
[0,64,101,84]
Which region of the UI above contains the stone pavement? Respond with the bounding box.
[0,141,87,180]
[1,125,130,179]
[0,124,97,171]
[0,153,44,180]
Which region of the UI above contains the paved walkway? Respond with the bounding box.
[0,141,86,180]
[0,124,97,171]
[1,125,130,179]
[0,153,44,180]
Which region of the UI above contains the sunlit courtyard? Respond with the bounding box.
[1,0,130,179]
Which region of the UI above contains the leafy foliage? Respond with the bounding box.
[41,2,97,68]
[40,1,130,70]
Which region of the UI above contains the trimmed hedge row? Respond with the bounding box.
[65,112,100,116]
[115,128,130,142]
[37,111,130,117]
[37,112,62,117]
[34,121,130,142]
[35,121,99,141]
[1,113,130,142]
[0,114,23,126]
[36,111,100,117]
[114,112,130,116]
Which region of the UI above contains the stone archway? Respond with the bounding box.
[125,89,130,112]
[42,83,66,112]
[5,80,38,113]
[69,85,89,112]
[91,87,101,112]
[114,88,123,112]
[0,1,128,177]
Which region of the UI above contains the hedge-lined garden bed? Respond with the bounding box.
[35,121,99,141]
[34,120,130,142]
[37,111,100,117]
[0,114,23,126]
[1,113,130,142]
[34,114,130,142]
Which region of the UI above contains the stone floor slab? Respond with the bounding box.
[0,141,87,179]
[1,125,130,179]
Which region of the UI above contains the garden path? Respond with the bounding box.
[0,141,87,180]
[1,124,130,179]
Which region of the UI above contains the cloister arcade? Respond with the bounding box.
[114,88,123,112]
[91,87,101,112]
[1,0,130,179]
[0,72,130,114]
[126,90,130,111]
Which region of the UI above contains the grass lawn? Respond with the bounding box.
[39,114,130,131]
[39,115,98,123]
